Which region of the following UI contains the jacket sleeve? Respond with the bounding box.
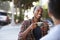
[18,20,27,40]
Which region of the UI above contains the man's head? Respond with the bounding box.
[33,6,43,20]
[48,0,60,20]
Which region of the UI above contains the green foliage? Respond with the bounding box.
[14,0,39,9]
[14,14,24,21]
[1,0,39,22]
[18,14,24,22]
[14,15,18,19]
[43,9,50,19]
[16,0,39,22]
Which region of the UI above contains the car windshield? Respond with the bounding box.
[0,12,7,16]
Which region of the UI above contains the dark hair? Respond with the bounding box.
[33,6,43,13]
[48,0,60,19]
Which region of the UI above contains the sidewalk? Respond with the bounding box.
[0,23,21,40]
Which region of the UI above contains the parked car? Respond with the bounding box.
[0,12,11,25]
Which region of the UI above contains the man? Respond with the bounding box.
[40,0,60,40]
[18,6,49,40]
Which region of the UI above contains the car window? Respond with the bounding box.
[0,12,7,16]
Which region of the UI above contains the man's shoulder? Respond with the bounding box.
[40,33,58,40]
[40,25,60,40]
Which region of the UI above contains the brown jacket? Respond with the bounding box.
[18,19,49,40]
[18,19,35,40]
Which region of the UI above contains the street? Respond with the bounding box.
[0,26,1,29]
[0,24,21,40]
[0,25,3,29]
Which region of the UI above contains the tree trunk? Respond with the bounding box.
[18,1,24,23]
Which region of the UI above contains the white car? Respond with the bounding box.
[0,12,11,25]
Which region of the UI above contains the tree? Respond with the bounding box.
[42,1,49,19]
[1,0,39,23]
[14,0,39,9]
[14,0,39,22]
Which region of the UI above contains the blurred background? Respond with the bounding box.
[0,0,49,26]
[0,0,52,40]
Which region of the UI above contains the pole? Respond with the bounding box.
[11,0,15,25]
